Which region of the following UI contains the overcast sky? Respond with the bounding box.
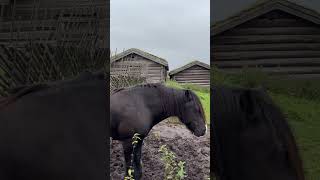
[211,0,320,23]
[111,0,210,70]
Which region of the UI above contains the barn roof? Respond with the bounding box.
[110,48,168,68]
[169,60,210,76]
[211,0,320,36]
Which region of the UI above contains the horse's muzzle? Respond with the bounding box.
[194,125,206,137]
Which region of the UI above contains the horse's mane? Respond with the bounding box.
[0,71,105,110]
[0,84,48,109]
[111,83,163,95]
[187,89,206,121]
[255,90,305,180]
[212,85,304,180]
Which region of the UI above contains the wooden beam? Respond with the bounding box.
[218,66,320,75]
[213,51,320,60]
[238,18,314,28]
[222,27,320,36]
[213,58,320,67]
[213,43,320,52]
[213,35,320,45]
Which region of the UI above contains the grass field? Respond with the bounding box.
[271,93,320,179]
[213,68,320,179]
[165,80,210,125]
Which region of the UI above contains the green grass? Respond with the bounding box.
[165,80,210,125]
[213,68,320,179]
[270,93,320,179]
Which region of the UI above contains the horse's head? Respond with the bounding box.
[179,90,207,137]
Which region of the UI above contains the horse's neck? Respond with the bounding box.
[152,88,183,124]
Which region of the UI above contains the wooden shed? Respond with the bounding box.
[169,61,210,86]
[111,48,169,83]
[212,0,320,79]
[0,0,108,48]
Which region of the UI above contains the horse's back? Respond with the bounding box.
[0,72,107,180]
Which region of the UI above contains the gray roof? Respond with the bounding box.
[211,0,320,36]
[169,60,210,75]
[111,48,168,69]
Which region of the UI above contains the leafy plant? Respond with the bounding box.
[159,145,186,180]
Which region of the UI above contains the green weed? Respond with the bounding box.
[159,145,186,180]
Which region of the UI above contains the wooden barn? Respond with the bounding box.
[169,61,210,86]
[0,0,108,48]
[211,0,320,79]
[111,48,169,83]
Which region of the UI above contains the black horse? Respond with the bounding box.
[111,83,207,179]
[211,86,304,180]
[0,71,108,180]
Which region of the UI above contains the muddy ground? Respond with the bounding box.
[110,121,210,180]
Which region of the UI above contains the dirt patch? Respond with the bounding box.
[110,121,210,180]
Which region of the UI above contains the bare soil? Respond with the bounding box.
[110,121,210,180]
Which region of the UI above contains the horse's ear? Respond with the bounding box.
[185,89,192,100]
[239,90,254,115]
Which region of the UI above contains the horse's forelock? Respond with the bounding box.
[193,92,206,121]
[184,90,206,122]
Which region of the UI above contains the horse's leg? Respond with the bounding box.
[133,138,144,180]
[122,138,133,177]
[122,137,144,180]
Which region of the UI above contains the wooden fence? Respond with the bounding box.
[0,0,107,48]
[110,61,147,92]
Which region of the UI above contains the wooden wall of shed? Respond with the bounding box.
[212,10,320,79]
[171,65,210,86]
[111,53,167,83]
[0,0,107,48]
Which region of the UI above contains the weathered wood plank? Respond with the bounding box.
[213,58,320,67]
[148,67,162,71]
[219,66,320,75]
[176,79,210,83]
[174,74,210,78]
[175,72,210,76]
[178,80,210,83]
[213,51,320,60]
[0,40,57,46]
[9,18,96,26]
[222,27,320,36]
[174,73,210,77]
[0,31,56,40]
[213,43,320,52]
[184,65,208,70]
[214,35,320,45]
[240,18,316,28]
[174,70,210,74]
[174,77,210,81]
